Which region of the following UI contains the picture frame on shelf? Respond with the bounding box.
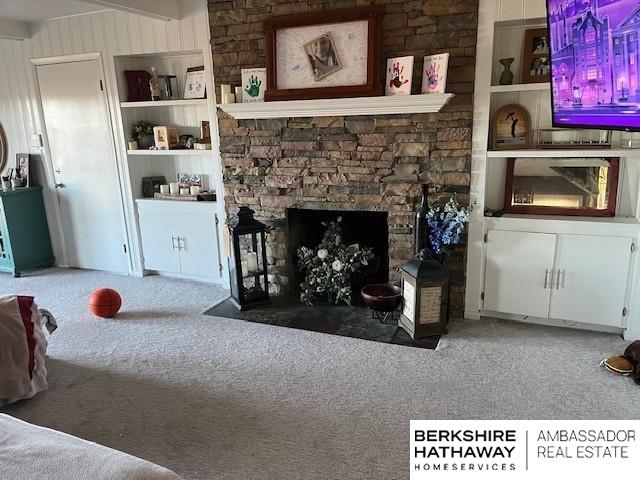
[241,68,267,103]
[504,157,619,217]
[491,104,532,150]
[124,70,152,102]
[141,176,166,198]
[15,154,30,187]
[385,56,413,96]
[521,28,550,84]
[183,66,206,99]
[264,5,384,101]
[421,53,449,94]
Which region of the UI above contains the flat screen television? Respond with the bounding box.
[547,0,640,131]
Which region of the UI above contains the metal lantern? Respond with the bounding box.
[228,207,270,310]
[399,249,449,339]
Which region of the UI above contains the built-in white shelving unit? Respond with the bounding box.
[218,93,454,119]
[489,82,549,94]
[466,0,640,341]
[121,99,208,108]
[127,149,212,156]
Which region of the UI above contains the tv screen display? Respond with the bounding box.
[547,0,640,131]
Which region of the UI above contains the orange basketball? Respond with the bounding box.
[88,288,122,318]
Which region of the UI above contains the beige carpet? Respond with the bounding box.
[0,268,637,480]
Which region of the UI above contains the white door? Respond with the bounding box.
[176,210,220,277]
[137,208,180,273]
[484,230,557,318]
[37,59,129,273]
[550,235,632,327]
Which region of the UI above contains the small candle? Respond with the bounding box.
[169,183,179,195]
[246,252,258,273]
[180,187,190,195]
[160,184,170,194]
[190,185,201,195]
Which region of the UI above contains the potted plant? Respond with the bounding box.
[130,120,156,150]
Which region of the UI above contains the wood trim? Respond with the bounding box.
[503,157,620,217]
[31,52,101,65]
[264,5,384,101]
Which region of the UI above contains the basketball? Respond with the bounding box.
[88,288,122,318]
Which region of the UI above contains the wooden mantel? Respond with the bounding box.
[217,94,454,119]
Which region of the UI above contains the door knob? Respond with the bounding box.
[54,183,65,188]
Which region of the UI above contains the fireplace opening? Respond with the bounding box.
[287,208,389,304]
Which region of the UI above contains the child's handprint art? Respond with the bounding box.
[244,75,262,98]
[389,63,409,89]
[385,56,414,95]
[426,63,440,91]
[240,68,266,102]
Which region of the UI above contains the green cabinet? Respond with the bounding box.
[0,187,54,277]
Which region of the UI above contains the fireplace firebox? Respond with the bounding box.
[287,208,389,303]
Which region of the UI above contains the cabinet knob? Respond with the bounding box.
[54,183,65,189]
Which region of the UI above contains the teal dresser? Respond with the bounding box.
[0,187,54,277]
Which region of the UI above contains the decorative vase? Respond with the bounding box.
[499,58,515,85]
[414,184,429,255]
[138,133,155,150]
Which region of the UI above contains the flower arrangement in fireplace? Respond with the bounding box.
[297,218,372,306]
[426,195,472,256]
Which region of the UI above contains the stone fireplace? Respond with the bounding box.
[209,0,478,316]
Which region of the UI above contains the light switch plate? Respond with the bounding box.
[29,134,42,148]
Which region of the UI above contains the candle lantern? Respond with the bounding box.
[399,249,449,339]
[228,206,270,310]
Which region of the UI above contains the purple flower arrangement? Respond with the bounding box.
[426,195,471,256]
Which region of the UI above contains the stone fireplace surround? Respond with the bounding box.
[209,0,478,316]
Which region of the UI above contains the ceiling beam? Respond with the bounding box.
[78,0,180,21]
[0,17,29,40]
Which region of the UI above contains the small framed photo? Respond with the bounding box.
[522,28,550,84]
[491,104,532,150]
[304,33,342,81]
[183,66,206,99]
[241,68,267,103]
[385,56,414,96]
[141,176,166,198]
[421,53,449,94]
[16,154,30,187]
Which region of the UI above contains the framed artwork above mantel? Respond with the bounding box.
[264,5,384,101]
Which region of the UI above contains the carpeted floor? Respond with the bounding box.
[0,268,638,480]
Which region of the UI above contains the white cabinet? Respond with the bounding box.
[136,200,221,281]
[484,230,633,328]
[484,230,556,318]
[550,235,632,326]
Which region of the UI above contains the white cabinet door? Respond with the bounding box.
[176,210,220,278]
[138,208,181,273]
[550,235,632,327]
[484,230,557,318]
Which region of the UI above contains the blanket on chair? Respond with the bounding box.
[0,295,53,405]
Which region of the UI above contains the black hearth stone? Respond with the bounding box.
[203,296,440,350]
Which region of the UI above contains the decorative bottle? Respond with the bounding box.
[414,184,429,255]
[149,67,161,101]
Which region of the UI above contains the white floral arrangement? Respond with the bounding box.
[297,218,372,306]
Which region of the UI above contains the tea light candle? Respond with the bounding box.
[160,184,170,194]
[169,183,179,194]
[246,252,258,273]
[190,186,201,195]
[180,187,190,196]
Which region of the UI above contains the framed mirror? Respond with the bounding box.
[0,123,7,173]
[504,157,619,217]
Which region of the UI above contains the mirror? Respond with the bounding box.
[505,158,619,217]
[0,123,6,173]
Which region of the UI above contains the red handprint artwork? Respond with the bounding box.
[389,62,409,90]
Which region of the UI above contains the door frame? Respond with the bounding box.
[31,52,132,272]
